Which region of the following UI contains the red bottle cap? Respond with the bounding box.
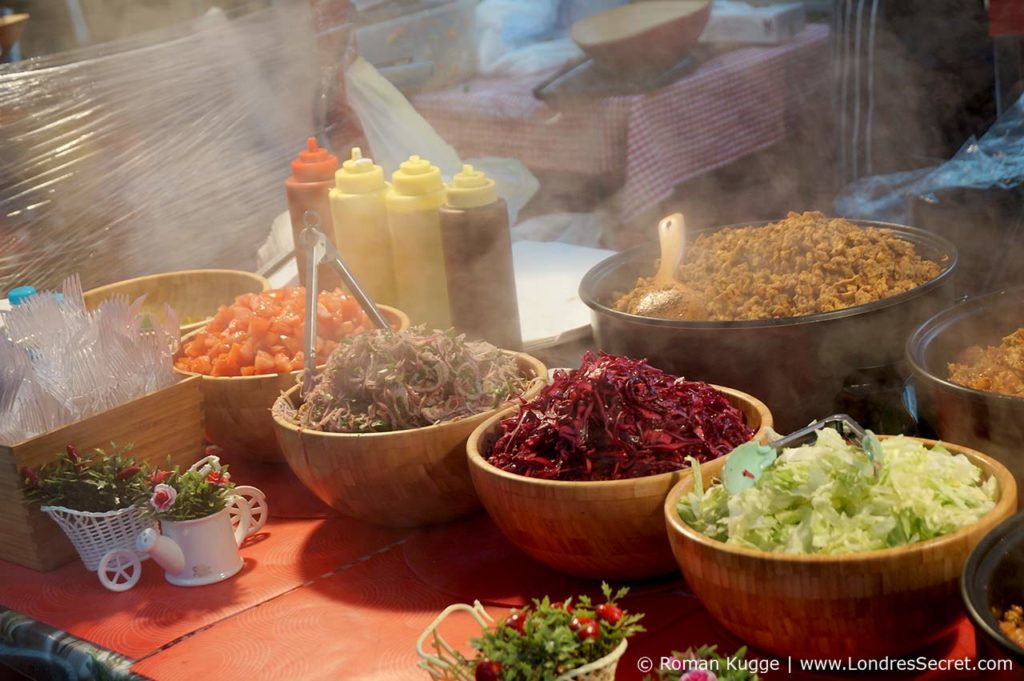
[290,137,339,182]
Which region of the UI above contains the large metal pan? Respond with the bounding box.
[580,220,958,431]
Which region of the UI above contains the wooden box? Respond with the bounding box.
[0,376,205,571]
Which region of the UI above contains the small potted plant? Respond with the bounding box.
[137,455,266,587]
[20,443,155,572]
[417,583,645,680]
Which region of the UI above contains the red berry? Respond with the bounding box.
[569,615,593,632]
[475,660,502,681]
[66,444,80,462]
[504,610,527,635]
[577,620,601,641]
[595,603,623,625]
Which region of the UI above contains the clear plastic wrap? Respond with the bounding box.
[836,92,1024,224]
[0,4,321,294]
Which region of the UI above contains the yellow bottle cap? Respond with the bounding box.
[391,155,443,196]
[446,164,498,209]
[335,147,385,194]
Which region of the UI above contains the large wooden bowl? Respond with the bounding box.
[176,306,409,462]
[85,269,270,334]
[466,386,772,580]
[664,438,1017,660]
[271,352,548,527]
[571,1,710,75]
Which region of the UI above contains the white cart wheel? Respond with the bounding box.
[230,485,268,535]
[98,550,142,592]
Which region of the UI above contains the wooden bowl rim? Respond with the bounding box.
[173,304,411,382]
[664,436,1018,564]
[570,0,710,49]
[466,384,773,489]
[270,351,549,439]
[84,268,271,299]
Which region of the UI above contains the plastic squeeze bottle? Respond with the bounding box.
[386,155,451,330]
[329,148,396,306]
[285,137,340,290]
[440,165,522,350]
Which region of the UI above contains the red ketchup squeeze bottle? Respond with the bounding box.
[286,137,340,289]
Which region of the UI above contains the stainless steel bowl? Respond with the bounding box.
[908,287,1024,495]
[580,220,958,431]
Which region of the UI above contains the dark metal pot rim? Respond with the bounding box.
[961,509,1024,663]
[579,219,958,330]
[906,286,1024,407]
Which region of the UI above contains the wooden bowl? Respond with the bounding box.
[664,438,1018,660]
[271,353,548,527]
[466,386,772,580]
[175,306,409,462]
[571,1,711,75]
[84,269,270,334]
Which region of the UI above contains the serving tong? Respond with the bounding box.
[299,210,392,396]
[722,414,883,495]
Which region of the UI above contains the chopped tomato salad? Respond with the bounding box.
[174,288,380,377]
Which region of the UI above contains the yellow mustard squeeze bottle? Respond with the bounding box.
[329,148,396,306]
[386,155,451,329]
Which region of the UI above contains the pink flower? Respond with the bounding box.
[150,484,177,512]
[681,671,716,681]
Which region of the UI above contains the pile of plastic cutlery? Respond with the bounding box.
[0,275,179,444]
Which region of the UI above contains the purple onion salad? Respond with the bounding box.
[485,352,753,482]
[273,327,529,433]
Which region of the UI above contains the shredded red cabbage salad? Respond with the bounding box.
[486,352,753,481]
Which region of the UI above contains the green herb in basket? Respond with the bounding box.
[443,583,645,681]
[20,443,150,512]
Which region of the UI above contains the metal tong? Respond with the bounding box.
[722,414,883,495]
[299,210,391,396]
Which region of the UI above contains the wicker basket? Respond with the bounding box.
[40,504,155,571]
[557,640,627,681]
[416,602,628,681]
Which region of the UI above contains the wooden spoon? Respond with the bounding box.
[629,213,706,319]
[653,212,685,289]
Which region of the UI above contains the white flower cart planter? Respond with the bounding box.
[93,455,268,591]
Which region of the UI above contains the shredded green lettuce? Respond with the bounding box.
[679,429,998,554]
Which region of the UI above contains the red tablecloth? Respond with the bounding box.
[412,25,830,220]
[0,459,999,680]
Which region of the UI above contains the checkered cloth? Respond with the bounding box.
[413,24,830,220]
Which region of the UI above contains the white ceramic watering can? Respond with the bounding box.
[96,456,268,592]
[138,491,258,586]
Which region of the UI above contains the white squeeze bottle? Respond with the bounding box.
[329,148,396,306]
[386,155,452,329]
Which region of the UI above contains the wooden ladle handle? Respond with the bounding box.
[653,213,685,287]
